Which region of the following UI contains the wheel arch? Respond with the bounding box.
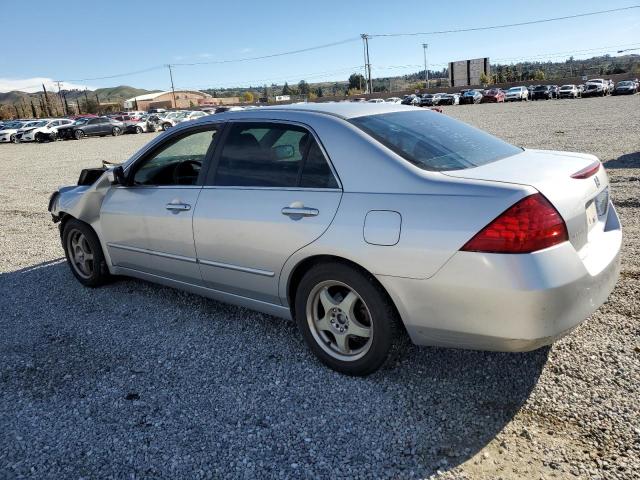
[284,254,405,333]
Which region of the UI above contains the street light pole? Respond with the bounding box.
[423,43,429,89]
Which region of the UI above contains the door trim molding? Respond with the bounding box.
[107,242,198,263]
[198,259,275,277]
[107,242,274,277]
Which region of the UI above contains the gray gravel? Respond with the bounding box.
[0,95,639,479]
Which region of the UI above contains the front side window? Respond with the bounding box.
[350,110,522,171]
[132,127,217,186]
[213,122,337,188]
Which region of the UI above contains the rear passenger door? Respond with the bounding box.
[193,121,342,305]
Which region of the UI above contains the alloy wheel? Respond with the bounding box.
[67,229,94,279]
[305,280,373,362]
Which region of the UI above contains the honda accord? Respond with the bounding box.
[49,103,621,375]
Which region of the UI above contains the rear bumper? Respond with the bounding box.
[378,202,622,352]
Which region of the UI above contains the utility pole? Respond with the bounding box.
[167,64,177,108]
[95,92,101,115]
[56,81,66,116]
[83,88,89,113]
[423,44,429,90]
[361,34,373,94]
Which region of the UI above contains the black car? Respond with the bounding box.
[531,85,553,100]
[57,117,125,140]
[612,80,638,95]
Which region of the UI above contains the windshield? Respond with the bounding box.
[73,118,89,125]
[23,122,39,128]
[32,121,48,127]
[617,81,633,86]
[350,110,522,171]
[507,87,521,92]
[560,85,573,89]
[534,86,547,91]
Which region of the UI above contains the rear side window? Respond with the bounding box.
[350,110,522,171]
[212,122,338,188]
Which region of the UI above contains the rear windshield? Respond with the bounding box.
[350,110,522,171]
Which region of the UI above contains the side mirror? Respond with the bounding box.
[106,165,127,185]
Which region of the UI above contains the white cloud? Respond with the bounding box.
[0,77,97,93]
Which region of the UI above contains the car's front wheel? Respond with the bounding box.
[135,126,143,134]
[62,219,111,287]
[74,130,84,140]
[162,123,171,131]
[295,262,399,376]
[112,127,121,136]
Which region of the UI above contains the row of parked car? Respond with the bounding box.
[0,107,256,144]
[385,78,639,107]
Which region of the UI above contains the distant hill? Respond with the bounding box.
[0,85,158,106]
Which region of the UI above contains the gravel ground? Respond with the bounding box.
[0,95,639,479]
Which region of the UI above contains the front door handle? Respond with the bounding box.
[166,203,191,212]
[281,206,319,217]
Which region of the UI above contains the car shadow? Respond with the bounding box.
[604,151,640,169]
[0,260,548,478]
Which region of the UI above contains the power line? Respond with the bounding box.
[171,37,360,66]
[366,6,640,37]
[61,65,166,83]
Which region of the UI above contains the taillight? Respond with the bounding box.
[461,193,568,254]
[570,160,600,179]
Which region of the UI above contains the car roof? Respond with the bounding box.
[240,102,412,119]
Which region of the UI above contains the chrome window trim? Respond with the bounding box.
[209,118,342,190]
[200,186,341,192]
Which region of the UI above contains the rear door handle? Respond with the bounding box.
[281,206,319,217]
[166,203,191,211]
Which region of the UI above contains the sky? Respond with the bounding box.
[1,0,639,93]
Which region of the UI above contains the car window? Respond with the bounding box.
[213,122,337,188]
[132,127,218,186]
[88,118,100,124]
[350,110,522,171]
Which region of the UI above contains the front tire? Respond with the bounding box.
[294,262,399,376]
[135,126,143,134]
[112,127,121,136]
[162,123,171,131]
[62,219,111,287]
[74,130,84,140]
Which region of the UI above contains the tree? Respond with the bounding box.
[533,69,546,81]
[348,73,366,91]
[242,91,254,102]
[479,72,490,86]
[315,87,323,97]
[282,82,292,95]
[263,84,269,99]
[298,80,310,95]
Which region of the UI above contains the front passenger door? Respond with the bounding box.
[100,125,220,283]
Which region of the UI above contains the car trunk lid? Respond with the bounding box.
[442,148,610,252]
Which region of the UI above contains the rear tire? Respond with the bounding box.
[135,126,143,134]
[74,130,84,140]
[112,127,121,136]
[62,219,111,287]
[294,262,400,376]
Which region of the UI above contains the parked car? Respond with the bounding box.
[0,121,28,143]
[419,94,435,107]
[385,97,402,104]
[57,117,125,140]
[558,85,581,99]
[531,85,553,100]
[214,106,245,114]
[49,103,621,376]
[480,88,505,103]
[583,79,607,97]
[505,86,529,101]
[15,118,74,142]
[549,85,560,98]
[401,94,420,106]
[438,93,460,105]
[367,98,385,103]
[612,80,638,95]
[459,89,483,104]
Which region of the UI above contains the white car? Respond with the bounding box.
[0,121,29,143]
[367,98,385,103]
[558,85,581,99]
[16,118,74,142]
[385,97,402,104]
[505,86,529,101]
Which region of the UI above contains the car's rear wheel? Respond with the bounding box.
[162,123,171,131]
[295,262,399,376]
[74,130,84,140]
[62,219,111,287]
[10,134,16,143]
[112,127,121,136]
[135,126,143,134]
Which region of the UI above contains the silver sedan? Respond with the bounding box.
[49,103,622,375]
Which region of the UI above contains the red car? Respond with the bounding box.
[480,88,505,103]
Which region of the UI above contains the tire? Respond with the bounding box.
[294,262,400,376]
[112,127,121,136]
[135,126,143,134]
[162,123,171,131]
[10,134,16,143]
[62,219,111,287]
[74,130,84,140]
